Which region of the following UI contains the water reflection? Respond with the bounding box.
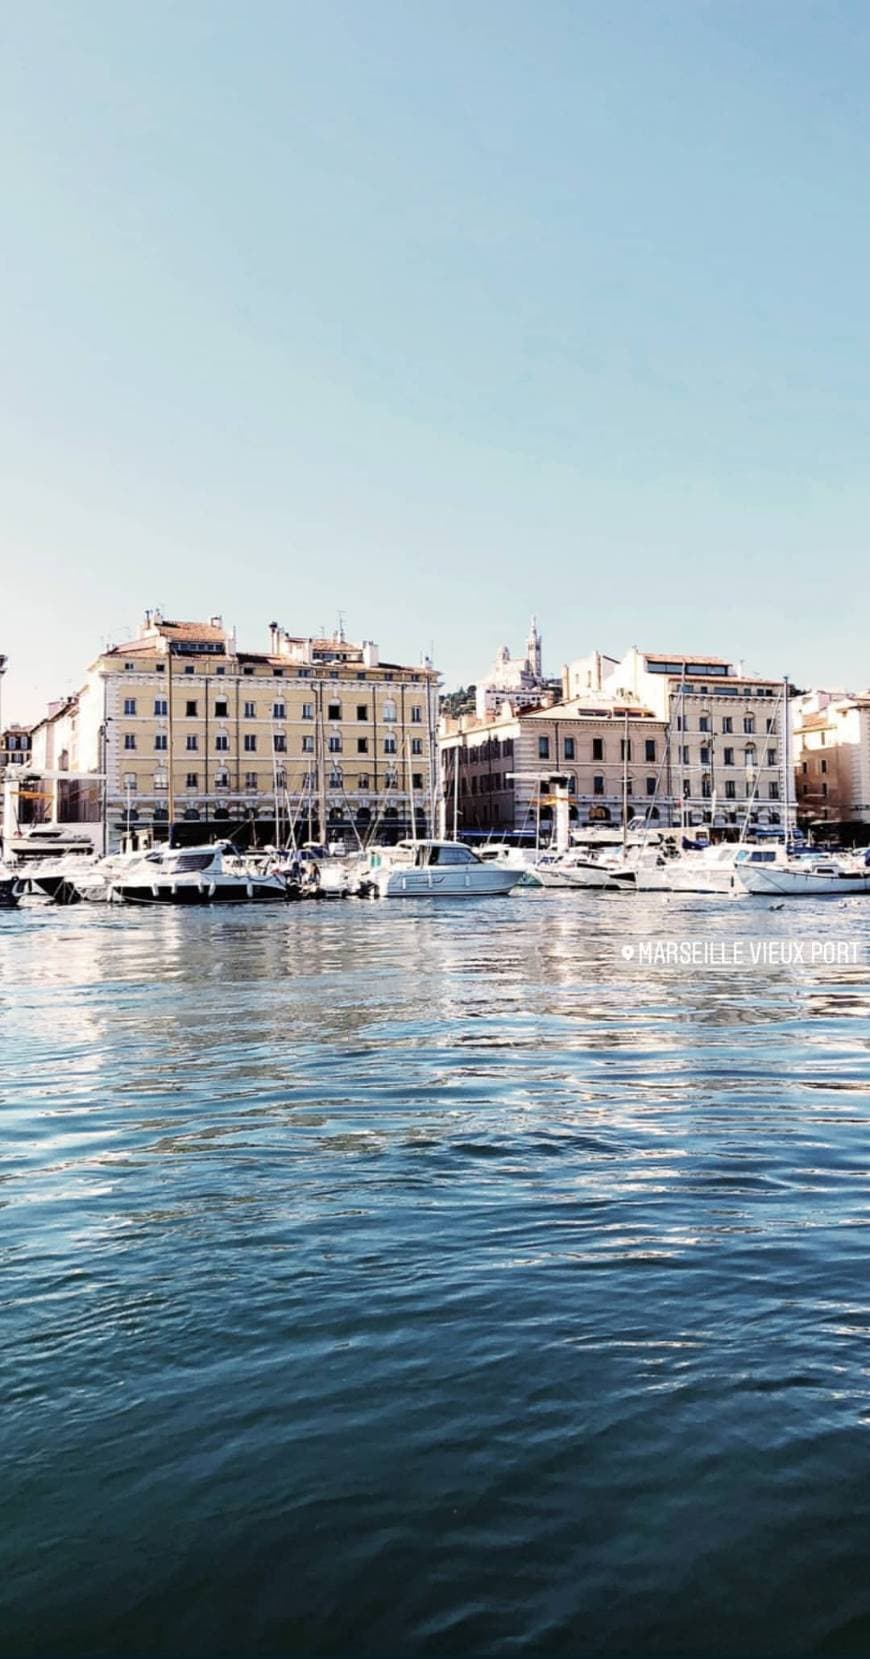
[2,895,870,1656]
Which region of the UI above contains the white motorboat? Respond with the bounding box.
[109,842,289,904]
[735,855,870,898]
[361,840,519,898]
[535,846,638,890]
[616,840,793,895]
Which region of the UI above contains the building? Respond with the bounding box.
[439,697,669,839]
[474,617,558,718]
[10,612,439,851]
[562,647,787,830]
[2,724,33,769]
[793,690,870,834]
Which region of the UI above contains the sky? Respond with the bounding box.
[2,0,870,723]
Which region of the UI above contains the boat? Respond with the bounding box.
[614,840,794,895]
[360,839,519,898]
[109,842,290,904]
[734,854,870,898]
[534,845,639,889]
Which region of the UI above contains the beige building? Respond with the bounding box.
[793,690,870,832]
[8,614,440,850]
[562,647,787,830]
[439,697,669,839]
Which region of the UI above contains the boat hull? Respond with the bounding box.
[374,868,518,898]
[111,880,288,905]
[737,867,870,897]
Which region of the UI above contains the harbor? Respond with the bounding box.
[4,892,870,1655]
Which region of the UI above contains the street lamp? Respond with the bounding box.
[0,655,7,770]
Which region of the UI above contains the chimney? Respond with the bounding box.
[362,640,379,668]
[269,620,280,655]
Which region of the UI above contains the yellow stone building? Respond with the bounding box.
[37,613,439,848]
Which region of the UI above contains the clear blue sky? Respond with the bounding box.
[2,0,869,722]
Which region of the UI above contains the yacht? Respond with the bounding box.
[735,854,870,898]
[109,843,289,905]
[360,840,519,898]
[613,839,794,895]
[535,845,639,890]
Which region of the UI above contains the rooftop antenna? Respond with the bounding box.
[337,610,346,643]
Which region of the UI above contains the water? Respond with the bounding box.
[3,890,870,1656]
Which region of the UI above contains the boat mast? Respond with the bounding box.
[783,673,791,845]
[622,706,629,853]
[452,744,459,841]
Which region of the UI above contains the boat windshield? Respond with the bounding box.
[170,852,216,873]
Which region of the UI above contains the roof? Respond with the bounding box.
[150,619,228,642]
[642,651,732,666]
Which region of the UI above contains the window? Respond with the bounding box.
[700,746,710,765]
[185,700,198,717]
[155,663,165,674]
[563,737,575,760]
[744,745,756,768]
[383,700,397,723]
[676,715,684,732]
[822,782,828,798]
[644,739,656,762]
[328,701,342,721]
[358,774,370,790]
[725,779,736,799]
[215,734,229,751]
[186,734,198,751]
[124,733,136,750]
[699,715,710,732]
[701,777,712,798]
[384,736,397,754]
[723,747,734,766]
[244,734,257,752]
[154,698,168,716]
[302,735,314,753]
[328,735,342,753]
[216,667,225,677]
[215,700,228,718]
[769,781,780,799]
[411,706,422,724]
[184,665,195,676]
[821,758,828,775]
[215,769,229,789]
[743,716,755,734]
[244,771,257,789]
[272,703,285,720]
[766,718,775,733]
[154,771,168,791]
[722,717,733,734]
[356,705,368,721]
[357,737,369,754]
[124,661,135,672]
[592,737,603,761]
[538,736,550,759]
[244,701,256,718]
[185,772,198,789]
[275,768,286,788]
[123,772,137,790]
[766,749,777,766]
[683,780,691,797]
[243,666,254,677]
[154,733,167,751]
[412,772,424,790]
[620,740,632,760]
[646,777,656,795]
[302,703,314,720]
[329,768,343,788]
[411,737,423,755]
[681,745,690,765]
[123,697,137,716]
[593,775,605,795]
[273,734,287,753]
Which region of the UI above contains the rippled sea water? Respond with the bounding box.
[3,890,870,1656]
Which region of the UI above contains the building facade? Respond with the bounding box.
[439,698,669,838]
[67,613,441,848]
[2,724,33,769]
[793,690,870,833]
[561,647,788,829]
